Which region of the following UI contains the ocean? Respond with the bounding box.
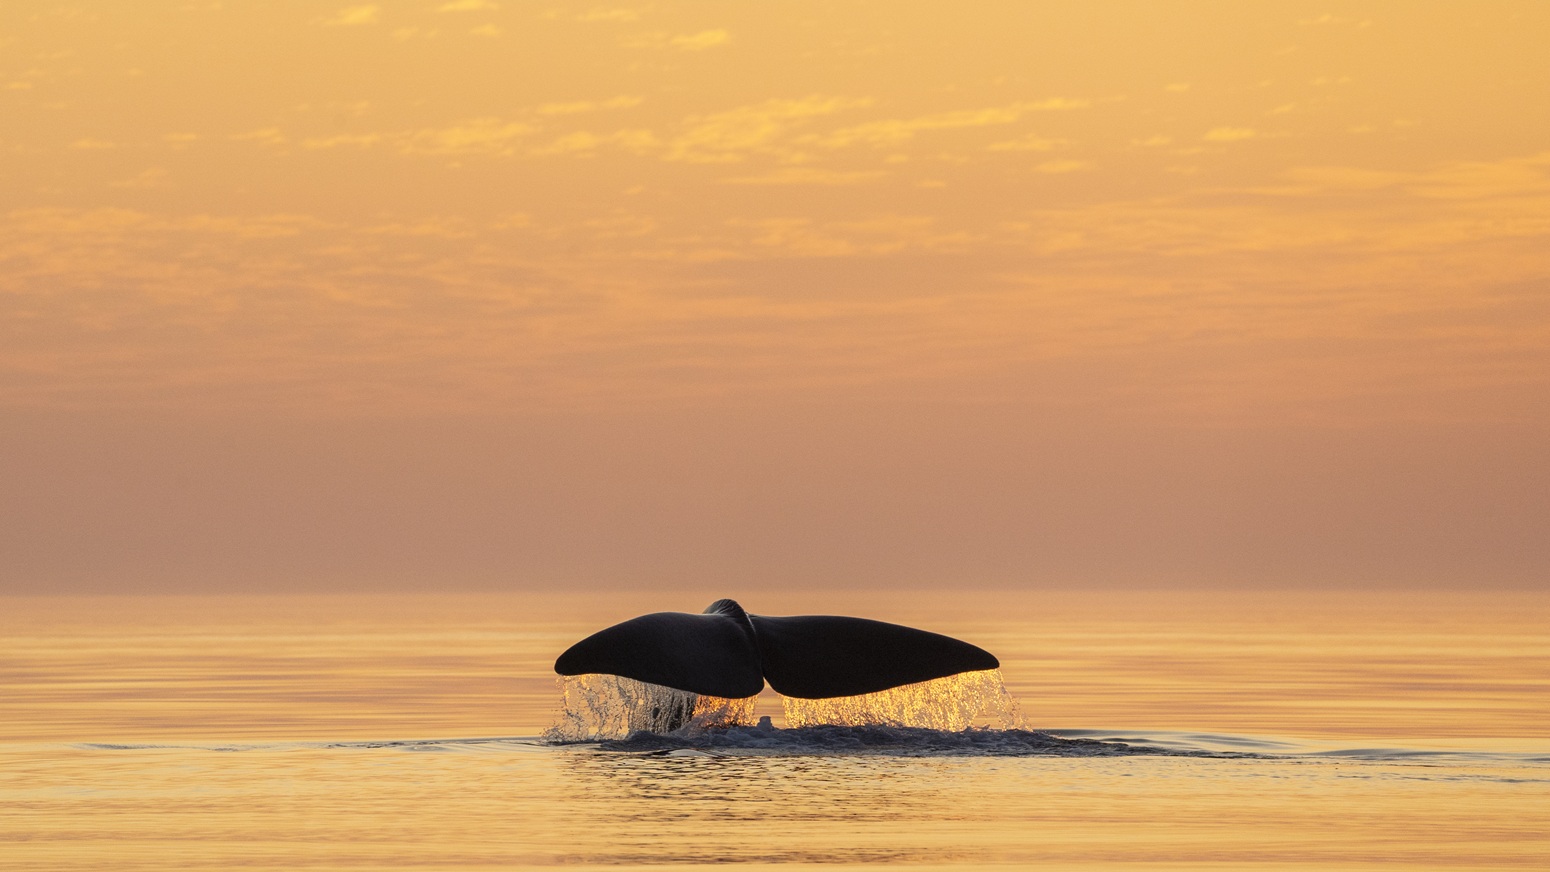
[3,588,1546,869]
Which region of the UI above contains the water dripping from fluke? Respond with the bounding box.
[542,668,1024,744]
[543,674,758,742]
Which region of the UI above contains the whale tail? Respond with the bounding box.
[553,599,999,700]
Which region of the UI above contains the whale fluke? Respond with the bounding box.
[552,599,764,699]
[553,599,999,700]
[747,613,998,698]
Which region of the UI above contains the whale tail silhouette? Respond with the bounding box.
[553,599,999,700]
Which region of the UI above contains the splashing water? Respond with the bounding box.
[543,674,757,742]
[545,669,1023,742]
[782,669,1025,731]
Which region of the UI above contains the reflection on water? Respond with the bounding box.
[5,737,1545,870]
[2,589,1549,869]
[560,752,983,866]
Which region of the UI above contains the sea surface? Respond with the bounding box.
[2,588,1547,870]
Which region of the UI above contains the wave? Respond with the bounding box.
[68,731,1550,765]
[574,723,1251,757]
[70,730,1232,758]
[71,738,546,754]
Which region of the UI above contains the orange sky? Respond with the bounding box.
[3,2,1547,593]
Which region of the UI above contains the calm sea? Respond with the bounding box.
[2,588,1547,870]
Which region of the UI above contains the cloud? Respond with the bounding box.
[1279,166,1406,192]
[1203,127,1257,142]
[1407,153,1550,200]
[280,106,656,160]
[624,29,731,50]
[109,168,168,189]
[577,8,641,22]
[988,135,1063,152]
[532,132,607,154]
[321,5,380,26]
[530,129,658,156]
[721,167,885,186]
[298,119,536,156]
[719,214,975,258]
[1297,14,1369,27]
[1027,98,1089,111]
[820,99,1087,149]
[723,218,860,257]
[536,96,642,115]
[1230,153,1550,204]
[405,118,533,155]
[230,128,286,145]
[438,0,498,10]
[362,219,476,238]
[275,93,1089,169]
[302,133,383,149]
[666,95,871,163]
[1034,160,1090,174]
[671,29,729,50]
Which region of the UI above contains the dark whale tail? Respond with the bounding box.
[553,599,999,700]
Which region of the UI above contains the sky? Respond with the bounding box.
[3,1,1547,594]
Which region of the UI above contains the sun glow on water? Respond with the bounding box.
[544,668,1025,740]
[4,592,1549,869]
[782,669,1024,731]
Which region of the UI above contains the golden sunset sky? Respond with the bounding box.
[3,1,1547,593]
